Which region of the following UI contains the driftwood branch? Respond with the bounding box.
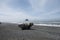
[18,23,34,30]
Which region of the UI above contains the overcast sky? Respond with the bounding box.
[0,0,60,22]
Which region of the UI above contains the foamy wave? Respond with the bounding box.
[34,24,60,27]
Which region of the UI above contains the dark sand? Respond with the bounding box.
[0,23,60,40]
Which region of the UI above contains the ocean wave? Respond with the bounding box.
[34,24,60,27]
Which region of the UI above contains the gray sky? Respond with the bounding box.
[0,0,60,22]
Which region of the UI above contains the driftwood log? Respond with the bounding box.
[18,23,33,30]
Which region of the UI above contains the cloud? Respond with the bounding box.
[29,0,48,12]
[0,0,60,22]
[0,0,39,22]
[29,0,60,20]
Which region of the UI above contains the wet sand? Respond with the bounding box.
[0,23,60,40]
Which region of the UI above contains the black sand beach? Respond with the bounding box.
[0,23,60,40]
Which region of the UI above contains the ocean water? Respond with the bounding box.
[34,22,60,25]
[41,22,60,25]
[34,22,60,27]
